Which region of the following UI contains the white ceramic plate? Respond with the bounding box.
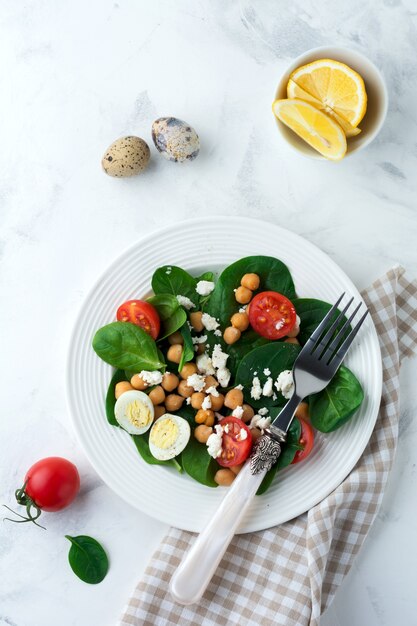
[66,217,382,533]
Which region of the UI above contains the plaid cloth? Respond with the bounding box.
[119,266,417,626]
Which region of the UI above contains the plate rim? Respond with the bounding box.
[66,216,382,532]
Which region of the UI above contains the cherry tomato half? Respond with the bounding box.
[291,418,314,464]
[217,417,252,467]
[116,299,160,339]
[248,291,296,340]
[24,457,80,512]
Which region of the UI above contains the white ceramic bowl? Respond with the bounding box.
[274,46,388,159]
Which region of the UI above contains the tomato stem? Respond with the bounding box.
[2,481,46,530]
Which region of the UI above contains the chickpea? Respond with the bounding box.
[194,424,213,444]
[195,409,215,425]
[230,463,244,475]
[161,372,179,392]
[191,392,205,410]
[196,343,206,355]
[203,375,219,391]
[180,362,198,379]
[190,311,204,332]
[287,323,300,339]
[284,337,300,345]
[205,413,215,427]
[177,379,194,398]
[251,428,262,442]
[223,326,241,345]
[214,468,235,486]
[130,374,148,391]
[148,385,165,406]
[224,388,244,410]
[241,404,255,423]
[167,344,183,364]
[115,381,134,399]
[210,393,224,411]
[154,405,166,419]
[241,273,260,291]
[295,401,310,421]
[235,286,252,304]
[167,331,184,345]
[165,394,184,412]
[230,312,249,332]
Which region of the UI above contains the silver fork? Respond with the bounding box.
[170,294,369,605]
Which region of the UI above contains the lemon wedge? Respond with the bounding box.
[288,59,367,128]
[273,98,347,161]
[287,79,361,137]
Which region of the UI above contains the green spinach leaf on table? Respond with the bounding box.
[205,256,296,326]
[105,369,126,426]
[178,322,195,372]
[257,415,301,495]
[236,342,301,408]
[152,265,197,306]
[309,365,364,432]
[65,535,109,584]
[293,298,350,346]
[92,322,164,371]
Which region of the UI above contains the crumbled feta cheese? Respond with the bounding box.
[224,424,229,433]
[196,280,215,296]
[262,377,273,397]
[166,266,172,275]
[138,370,163,386]
[263,368,271,376]
[235,384,244,391]
[186,397,192,405]
[176,295,195,310]
[217,367,231,387]
[214,329,222,337]
[206,385,219,397]
[187,373,206,392]
[187,320,193,331]
[201,313,220,331]
[201,395,212,410]
[206,425,223,458]
[272,393,277,401]
[250,376,262,400]
[192,334,207,345]
[250,414,272,431]
[232,405,244,418]
[239,307,247,313]
[275,370,294,399]
[212,344,228,369]
[196,353,215,375]
[258,407,269,416]
[214,412,223,421]
[239,428,248,440]
[275,319,285,330]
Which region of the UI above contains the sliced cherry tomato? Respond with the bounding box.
[291,418,314,464]
[248,290,296,340]
[217,417,252,467]
[116,299,160,339]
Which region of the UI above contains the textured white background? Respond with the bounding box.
[1,1,416,625]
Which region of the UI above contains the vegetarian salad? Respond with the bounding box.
[92,256,364,494]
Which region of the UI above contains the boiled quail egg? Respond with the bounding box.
[114,390,154,435]
[148,414,191,461]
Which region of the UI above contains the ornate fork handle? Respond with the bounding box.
[249,427,286,474]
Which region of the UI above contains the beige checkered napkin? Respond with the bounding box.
[120,266,417,626]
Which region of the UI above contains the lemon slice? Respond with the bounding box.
[273,98,347,161]
[287,79,361,138]
[289,59,367,127]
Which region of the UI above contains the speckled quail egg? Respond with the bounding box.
[114,390,154,434]
[151,117,200,162]
[102,136,150,177]
[148,414,191,461]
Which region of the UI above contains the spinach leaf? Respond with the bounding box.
[309,365,364,432]
[196,271,215,283]
[152,265,197,305]
[178,323,194,372]
[293,298,350,346]
[93,322,164,371]
[236,342,301,408]
[206,256,296,326]
[257,416,301,495]
[105,369,126,426]
[147,293,188,340]
[65,535,109,584]
[181,435,218,487]
[132,431,182,472]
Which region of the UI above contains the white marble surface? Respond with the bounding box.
[1,1,416,625]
